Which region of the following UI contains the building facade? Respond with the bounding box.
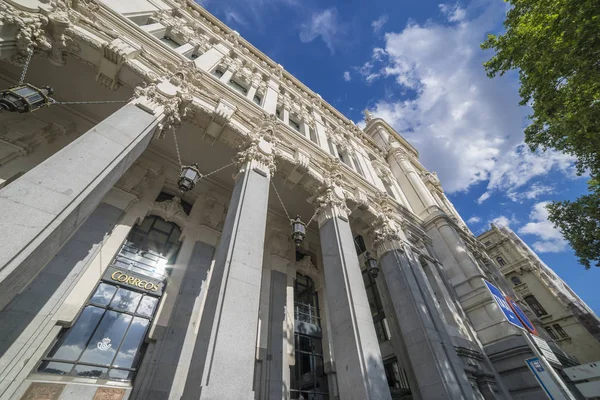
[0,1,586,399]
[479,225,600,364]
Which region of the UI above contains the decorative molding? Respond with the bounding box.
[150,196,189,227]
[97,38,141,90]
[234,113,278,175]
[296,254,319,280]
[133,75,193,139]
[371,203,404,256]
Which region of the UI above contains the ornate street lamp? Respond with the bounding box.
[291,215,306,247]
[364,251,380,278]
[0,84,54,113]
[178,163,202,192]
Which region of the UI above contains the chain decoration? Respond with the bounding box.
[18,48,34,85]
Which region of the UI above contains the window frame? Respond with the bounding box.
[524,295,548,317]
[553,324,569,338]
[496,256,506,266]
[37,282,159,381]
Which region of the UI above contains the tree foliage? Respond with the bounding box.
[482,0,600,268]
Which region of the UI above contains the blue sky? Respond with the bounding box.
[197,0,600,313]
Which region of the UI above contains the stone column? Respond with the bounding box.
[387,147,437,213]
[314,176,391,400]
[182,118,277,400]
[371,207,475,400]
[0,80,191,312]
[263,77,280,115]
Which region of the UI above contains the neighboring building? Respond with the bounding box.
[0,1,583,399]
[479,224,600,364]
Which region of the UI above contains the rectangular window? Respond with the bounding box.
[554,324,569,338]
[160,36,180,49]
[253,94,262,106]
[289,118,301,132]
[39,284,157,381]
[545,326,559,340]
[383,359,411,392]
[309,128,319,144]
[337,147,349,166]
[352,155,365,177]
[383,180,396,200]
[362,269,389,342]
[327,138,336,156]
[228,79,248,95]
[276,108,283,121]
[524,295,548,317]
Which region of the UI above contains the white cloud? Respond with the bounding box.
[343,71,351,81]
[299,8,343,53]
[490,215,518,228]
[439,3,466,22]
[372,15,389,33]
[518,202,568,253]
[476,192,490,204]
[358,0,577,196]
[224,8,248,27]
[467,216,481,224]
[507,182,555,202]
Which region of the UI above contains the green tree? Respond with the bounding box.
[481,0,600,268]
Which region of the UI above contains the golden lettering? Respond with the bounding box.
[109,270,159,292]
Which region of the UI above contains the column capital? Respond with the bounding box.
[387,144,411,162]
[371,203,405,256]
[233,114,279,176]
[133,75,193,139]
[313,159,350,225]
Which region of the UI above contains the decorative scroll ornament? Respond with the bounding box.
[234,113,279,175]
[296,255,319,279]
[371,203,404,255]
[133,76,193,139]
[152,196,188,225]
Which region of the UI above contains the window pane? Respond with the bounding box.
[74,364,107,378]
[109,369,134,381]
[38,361,73,375]
[147,230,169,254]
[113,317,150,368]
[79,311,132,366]
[47,306,104,361]
[90,283,117,306]
[110,288,142,313]
[153,218,174,234]
[137,296,158,317]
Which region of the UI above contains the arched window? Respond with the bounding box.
[511,276,522,285]
[36,216,182,382]
[496,256,506,266]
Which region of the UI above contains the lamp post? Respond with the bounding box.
[0,84,54,113]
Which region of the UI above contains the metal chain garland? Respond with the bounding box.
[172,129,183,168]
[52,98,132,105]
[202,162,235,179]
[18,48,34,86]
[270,180,291,220]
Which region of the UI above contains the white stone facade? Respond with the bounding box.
[479,225,600,365]
[0,1,586,399]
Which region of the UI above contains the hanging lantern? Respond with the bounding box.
[178,163,202,192]
[291,215,306,247]
[0,84,54,113]
[365,251,380,278]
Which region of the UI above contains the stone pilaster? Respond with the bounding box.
[371,206,476,400]
[182,117,276,400]
[314,169,391,400]
[387,146,437,214]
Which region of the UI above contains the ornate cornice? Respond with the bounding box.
[371,200,404,256]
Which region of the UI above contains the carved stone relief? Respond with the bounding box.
[19,383,65,400]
